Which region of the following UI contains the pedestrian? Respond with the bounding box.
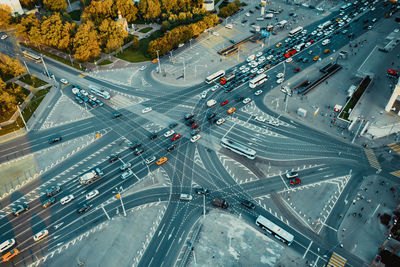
[361,207,364,211]
[377,213,381,218]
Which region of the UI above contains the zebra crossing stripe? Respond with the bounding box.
[388,143,400,154]
[390,170,400,178]
[363,148,381,169]
[327,252,346,267]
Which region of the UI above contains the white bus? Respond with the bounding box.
[249,73,267,88]
[256,215,294,245]
[289,26,303,37]
[23,50,42,63]
[318,21,332,30]
[88,85,110,100]
[205,70,225,84]
[220,137,256,159]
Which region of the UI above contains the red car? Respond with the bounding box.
[191,122,199,129]
[294,67,301,73]
[220,100,229,106]
[290,178,302,186]
[171,133,181,141]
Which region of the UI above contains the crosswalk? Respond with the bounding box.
[327,252,347,267]
[388,143,400,155]
[391,170,400,178]
[364,148,381,169]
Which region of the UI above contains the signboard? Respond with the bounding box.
[261,30,270,37]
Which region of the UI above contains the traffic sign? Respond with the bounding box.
[261,30,270,38]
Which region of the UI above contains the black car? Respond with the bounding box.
[77,203,93,214]
[166,144,176,152]
[241,200,255,209]
[112,112,122,119]
[43,197,56,208]
[184,113,194,120]
[207,113,216,120]
[235,96,244,102]
[149,133,158,140]
[185,119,195,126]
[130,141,141,150]
[169,122,178,129]
[49,137,62,144]
[109,154,119,162]
[194,188,210,196]
[12,203,29,216]
[134,148,144,156]
[191,128,200,136]
[88,100,97,107]
[46,185,61,197]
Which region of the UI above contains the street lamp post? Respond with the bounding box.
[41,55,50,78]
[17,103,28,132]
[101,204,111,220]
[115,187,127,217]
[23,60,30,75]
[156,50,162,73]
[180,57,186,81]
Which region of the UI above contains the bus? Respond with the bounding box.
[256,215,294,245]
[220,137,256,159]
[88,85,110,100]
[205,70,225,84]
[220,73,235,85]
[23,50,42,63]
[289,26,303,37]
[249,73,267,88]
[340,3,352,11]
[318,21,332,30]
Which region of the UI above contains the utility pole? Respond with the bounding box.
[41,55,50,78]
[181,57,186,81]
[17,104,28,132]
[23,60,30,75]
[156,50,162,73]
[203,195,205,218]
[116,188,127,217]
[101,204,110,220]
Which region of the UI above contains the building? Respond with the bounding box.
[203,0,214,11]
[0,0,23,15]
[385,78,400,116]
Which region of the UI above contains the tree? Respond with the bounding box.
[43,0,67,12]
[20,0,36,9]
[139,0,161,20]
[0,52,26,79]
[73,21,101,62]
[98,19,128,52]
[15,14,40,40]
[160,0,177,12]
[40,13,76,50]
[82,0,113,25]
[114,0,138,22]
[0,4,12,29]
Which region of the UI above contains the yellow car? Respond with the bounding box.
[227,107,236,114]
[313,56,320,61]
[275,42,282,47]
[2,249,19,262]
[156,157,167,165]
[324,49,330,54]
[336,18,341,22]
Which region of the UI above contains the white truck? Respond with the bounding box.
[79,168,103,185]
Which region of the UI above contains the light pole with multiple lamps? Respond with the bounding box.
[113,186,126,217]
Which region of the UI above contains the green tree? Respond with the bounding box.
[73,21,101,62]
[0,4,12,29]
[43,0,67,12]
[98,19,128,52]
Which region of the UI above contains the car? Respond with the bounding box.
[216,118,225,125]
[1,34,8,40]
[109,154,119,162]
[0,239,16,253]
[235,96,244,102]
[120,162,132,171]
[286,171,298,179]
[313,56,320,61]
[185,119,195,126]
[80,89,89,96]
[60,79,68,84]
[311,30,317,35]
[250,68,258,74]
[207,113,216,120]
[302,58,309,63]
[121,169,133,180]
[256,51,263,57]
[184,113,194,120]
[245,12,250,17]
[169,122,178,128]
[220,100,229,106]
[268,119,280,127]
[142,107,152,113]
[212,32,219,36]
[276,77,284,84]
[171,133,181,141]
[227,107,236,114]
[285,58,293,63]
[275,42,282,47]
[156,157,168,165]
[166,144,176,152]
[112,112,122,118]
[143,156,155,165]
[85,190,99,200]
[134,148,144,156]
[88,95,97,101]
[129,141,141,150]
[33,229,49,242]
[46,185,61,197]
[1,249,19,262]
[241,200,255,209]
[189,128,200,136]
[49,136,62,144]
[200,91,207,99]
[290,178,302,185]
[149,133,158,140]
[211,84,219,91]
[194,188,210,195]
[243,98,251,104]
[88,100,97,107]
[180,194,193,201]
[12,203,29,216]
[60,194,75,205]
[255,116,266,122]
[42,197,56,208]
[191,122,199,129]
[95,99,104,106]
[139,65,147,71]
[322,39,330,46]
[254,90,263,96]
[294,67,301,73]
[77,203,93,214]
[164,130,175,138]
[81,95,89,102]
[257,68,264,75]
[190,134,201,143]
[276,73,284,79]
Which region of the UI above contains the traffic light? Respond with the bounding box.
[116,193,120,199]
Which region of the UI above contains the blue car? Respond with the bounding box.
[81,96,89,102]
[95,99,104,106]
[88,99,97,107]
[75,96,83,104]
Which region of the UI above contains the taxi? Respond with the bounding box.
[156,157,168,165]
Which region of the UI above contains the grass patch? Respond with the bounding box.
[0,117,24,136]
[68,9,82,21]
[98,60,113,66]
[116,30,163,63]
[19,75,47,88]
[138,27,153,33]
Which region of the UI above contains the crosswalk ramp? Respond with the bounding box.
[391,170,400,178]
[388,143,400,155]
[327,252,347,267]
[364,148,381,169]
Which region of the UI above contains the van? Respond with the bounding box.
[180,194,193,201]
[225,24,233,29]
[207,99,217,107]
[0,239,15,253]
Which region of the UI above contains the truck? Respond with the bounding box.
[212,197,228,209]
[79,168,103,185]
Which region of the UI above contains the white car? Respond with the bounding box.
[254,90,263,96]
[276,78,284,84]
[164,130,175,138]
[245,13,250,17]
[88,95,97,101]
[145,156,156,165]
[211,84,219,91]
[322,39,330,46]
[190,134,201,143]
[139,65,147,71]
[142,107,152,113]
[285,58,293,63]
[250,68,258,74]
[180,194,193,201]
[216,118,225,125]
[239,65,246,70]
[200,90,207,99]
[257,68,264,75]
[268,119,280,126]
[276,73,284,79]
[72,88,80,95]
[60,194,74,205]
[86,190,99,200]
[256,52,263,57]
[259,56,266,61]
[286,171,298,179]
[301,30,307,34]
[60,79,68,84]
[33,229,49,242]
[316,7,324,12]
[0,34,7,40]
[243,97,251,104]
[255,116,266,122]
[80,89,89,96]
[267,55,273,60]
[121,170,133,180]
[395,29,400,33]
[311,30,317,35]
[212,32,220,36]
[317,32,323,36]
